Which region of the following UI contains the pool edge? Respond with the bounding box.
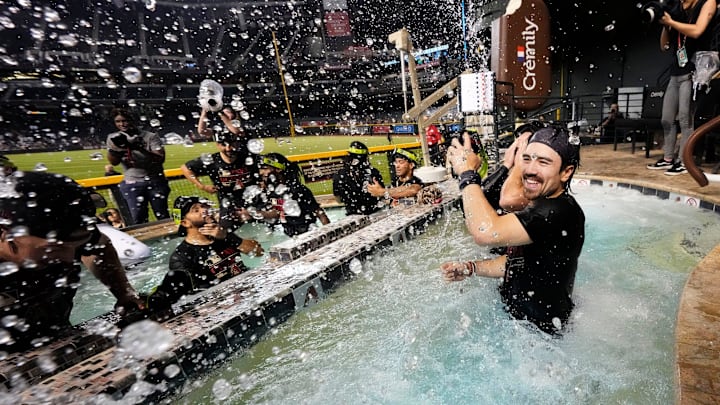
[575,174,720,405]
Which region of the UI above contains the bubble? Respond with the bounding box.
[255,54,264,62]
[604,23,615,32]
[283,199,301,217]
[212,378,233,401]
[348,258,362,274]
[118,319,174,359]
[247,138,265,154]
[123,67,142,83]
[33,163,47,171]
[0,262,19,276]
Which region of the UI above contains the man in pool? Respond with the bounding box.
[0,171,144,353]
[441,126,585,334]
[181,131,257,231]
[144,196,264,312]
[367,148,424,207]
[332,141,384,215]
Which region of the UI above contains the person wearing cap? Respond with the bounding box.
[248,153,330,236]
[441,126,585,335]
[144,196,264,312]
[0,171,144,352]
[106,108,170,225]
[425,122,445,166]
[181,129,257,231]
[332,141,384,215]
[367,148,423,207]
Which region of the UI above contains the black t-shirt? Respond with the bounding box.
[332,164,384,215]
[149,233,248,309]
[390,175,423,205]
[252,180,323,237]
[499,193,585,334]
[184,152,257,204]
[669,0,708,75]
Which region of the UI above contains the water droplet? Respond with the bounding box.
[240,111,251,120]
[58,34,78,48]
[348,258,362,274]
[123,67,142,84]
[63,157,72,163]
[34,163,48,171]
[0,262,19,276]
[118,319,174,359]
[136,196,145,203]
[164,364,181,378]
[283,199,301,216]
[255,54,264,62]
[604,23,615,32]
[212,378,232,400]
[149,118,161,127]
[195,153,212,166]
[247,138,265,154]
[97,68,111,78]
[177,115,187,121]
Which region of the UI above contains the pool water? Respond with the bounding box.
[167,185,719,404]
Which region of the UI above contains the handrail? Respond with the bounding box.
[681,115,720,187]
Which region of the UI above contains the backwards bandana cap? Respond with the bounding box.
[260,155,286,170]
[393,148,419,164]
[527,127,580,167]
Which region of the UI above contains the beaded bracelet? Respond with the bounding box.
[458,170,482,191]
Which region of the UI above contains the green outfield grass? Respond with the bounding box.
[6,135,418,180]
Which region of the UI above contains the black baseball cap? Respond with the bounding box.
[0,171,98,239]
[172,196,214,236]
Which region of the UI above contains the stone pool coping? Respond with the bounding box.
[574,174,720,405]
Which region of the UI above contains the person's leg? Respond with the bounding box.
[118,181,146,225]
[676,73,695,165]
[661,75,680,161]
[148,178,171,220]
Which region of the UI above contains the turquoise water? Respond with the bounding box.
[173,185,719,404]
[69,185,720,404]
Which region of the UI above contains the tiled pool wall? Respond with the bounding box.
[573,177,720,215]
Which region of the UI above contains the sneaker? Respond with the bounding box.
[664,162,687,176]
[647,158,674,170]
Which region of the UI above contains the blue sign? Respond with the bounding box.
[447,123,462,132]
[392,125,415,134]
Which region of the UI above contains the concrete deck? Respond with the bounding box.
[575,143,720,405]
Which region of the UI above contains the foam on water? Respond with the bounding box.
[172,185,719,404]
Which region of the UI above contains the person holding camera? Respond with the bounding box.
[646,0,716,175]
[106,108,170,224]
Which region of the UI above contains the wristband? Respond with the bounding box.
[458,170,482,191]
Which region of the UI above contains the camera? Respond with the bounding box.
[641,0,683,24]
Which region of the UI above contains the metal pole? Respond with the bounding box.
[399,50,408,115]
[272,31,296,137]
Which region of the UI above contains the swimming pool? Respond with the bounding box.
[165,183,719,404]
[66,183,720,404]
